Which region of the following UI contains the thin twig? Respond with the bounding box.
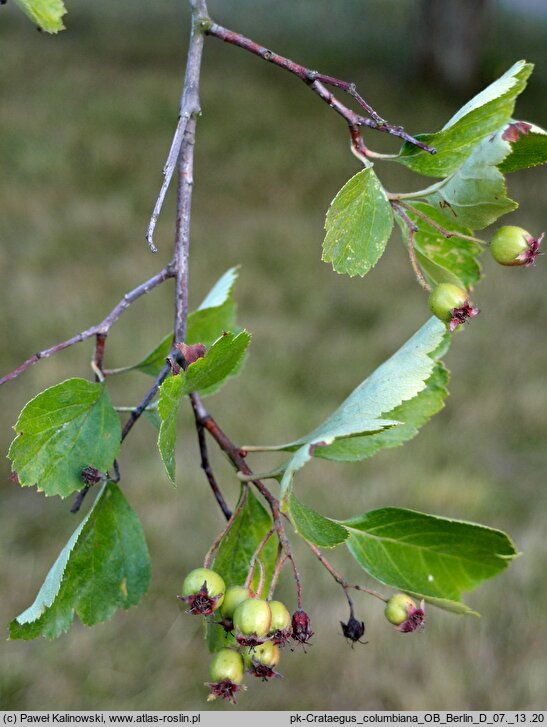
[173,6,207,344]
[121,362,172,442]
[146,115,188,252]
[245,527,275,590]
[267,545,287,600]
[70,486,91,514]
[395,199,487,245]
[0,266,174,387]
[203,484,249,568]
[190,398,231,520]
[190,391,304,607]
[205,22,435,156]
[392,202,431,292]
[305,540,387,603]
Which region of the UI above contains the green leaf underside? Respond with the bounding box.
[323,167,394,277]
[397,61,533,177]
[9,379,121,498]
[400,202,483,289]
[208,489,277,653]
[499,121,547,173]
[133,267,240,377]
[288,494,348,548]
[10,483,150,640]
[273,318,447,504]
[13,0,66,33]
[316,363,449,462]
[157,331,251,483]
[343,507,517,611]
[425,131,517,230]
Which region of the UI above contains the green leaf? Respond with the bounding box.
[270,318,447,505]
[9,379,121,499]
[157,376,183,485]
[398,202,483,289]
[288,494,348,548]
[343,507,518,612]
[10,483,150,639]
[13,0,66,33]
[132,267,240,378]
[425,131,517,230]
[143,409,161,431]
[322,167,394,277]
[397,61,533,177]
[316,362,449,463]
[208,489,277,652]
[157,331,251,483]
[498,121,547,173]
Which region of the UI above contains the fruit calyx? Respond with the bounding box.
[428,283,479,333]
[291,609,313,647]
[385,593,426,633]
[340,614,367,647]
[179,580,224,616]
[206,679,243,704]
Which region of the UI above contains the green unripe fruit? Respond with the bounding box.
[233,598,272,637]
[385,593,416,626]
[428,284,467,323]
[209,649,244,685]
[243,640,280,669]
[181,567,225,610]
[220,586,253,619]
[490,225,535,266]
[268,601,291,633]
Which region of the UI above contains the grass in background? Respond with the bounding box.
[1,0,546,710]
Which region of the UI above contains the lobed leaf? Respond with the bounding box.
[288,494,348,548]
[157,331,251,484]
[425,130,517,230]
[208,489,278,652]
[397,202,483,289]
[397,61,533,177]
[322,167,394,277]
[13,0,66,33]
[343,507,518,613]
[9,379,121,498]
[258,318,447,506]
[498,121,547,173]
[316,362,449,463]
[10,483,150,639]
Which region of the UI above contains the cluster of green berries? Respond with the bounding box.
[180,568,308,703]
[428,226,543,333]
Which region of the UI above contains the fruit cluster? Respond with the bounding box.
[180,568,426,703]
[428,226,542,333]
[180,567,308,703]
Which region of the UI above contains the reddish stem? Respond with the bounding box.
[206,22,435,156]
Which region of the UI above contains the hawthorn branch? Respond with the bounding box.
[392,202,431,293]
[205,21,436,157]
[120,361,172,442]
[190,391,303,607]
[305,540,387,603]
[0,265,174,387]
[191,398,231,521]
[394,199,487,246]
[203,484,249,568]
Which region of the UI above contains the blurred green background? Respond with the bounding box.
[1,0,546,711]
